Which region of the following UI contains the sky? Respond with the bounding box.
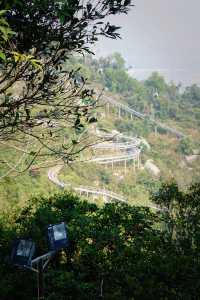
[94,0,200,86]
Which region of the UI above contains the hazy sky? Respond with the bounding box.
[95,0,200,86]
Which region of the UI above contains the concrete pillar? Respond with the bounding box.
[137,153,140,169]
[118,107,121,118]
[155,126,157,136]
[133,160,136,172]
[107,102,110,114]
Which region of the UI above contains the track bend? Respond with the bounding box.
[48,164,126,202]
[48,164,163,210]
[48,131,141,203]
[48,131,164,210]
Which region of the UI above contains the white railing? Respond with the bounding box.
[103,95,185,138]
[48,131,142,202]
[48,167,126,202]
[89,150,140,164]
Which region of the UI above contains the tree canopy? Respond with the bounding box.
[1,182,200,299]
[0,0,133,173]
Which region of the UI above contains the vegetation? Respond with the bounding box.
[0,0,133,171]
[1,53,200,208]
[1,182,200,299]
[65,53,200,132]
[0,2,200,298]
[1,50,200,208]
[176,137,193,155]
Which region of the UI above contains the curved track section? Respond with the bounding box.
[92,135,141,150]
[48,165,163,210]
[48,131,141,203]
[48,165,126,203]
[47,131,164,210]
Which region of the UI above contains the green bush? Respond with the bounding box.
[1,184,200,299]
[176,138,193,155]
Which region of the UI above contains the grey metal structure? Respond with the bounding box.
[48,130,143,203]
[103,95,185,138]
[11,223,68,300]
[48,165,126,202]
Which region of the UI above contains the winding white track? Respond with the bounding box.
[47,133,164,210]
[48,164,126,202]
[103,95,185,138]
[48,131,141,202]
[48,164,163,210]
[47,94,173,210]
[89,150,140,164]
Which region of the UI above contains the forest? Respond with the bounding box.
[0,0,200,299]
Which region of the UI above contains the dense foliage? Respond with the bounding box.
[68,52,200,127]
[1,50,200,209]
[1,3,200,299]
[1,182,200,299]
[0,1,133,172]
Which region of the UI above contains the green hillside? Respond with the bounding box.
[1,53,200,210]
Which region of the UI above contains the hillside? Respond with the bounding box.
[1,53,200,209]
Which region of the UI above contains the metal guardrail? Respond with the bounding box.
[74,185,126,202]
[104,96,145,119]
[48,167,126,202]
[89,150,140,164]
[103,95,185,138]
[92,141,140,150]
[48,132,140,203]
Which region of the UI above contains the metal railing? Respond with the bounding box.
[103,95,185,138]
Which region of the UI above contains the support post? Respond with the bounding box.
[137,153,140,169]
[37,260,44,300]
[118,107,121,118]
[155,126,157,136]
[107,103,110,114]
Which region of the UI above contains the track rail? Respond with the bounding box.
[103,95,185,138]
[48,131,141,202]
[89,150,140,164]
[47,131,163,210]
[48,165,126,202]
[48,166,163,209]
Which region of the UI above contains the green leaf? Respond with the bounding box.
[0,10,7,17]
[0,51,6,60]
[59,14,65,25]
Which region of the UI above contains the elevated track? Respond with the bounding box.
[103,95,185,138]
[48,131,141,203]
[48,165,126,202]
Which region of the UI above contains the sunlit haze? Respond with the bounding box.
[95,0,200,86]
